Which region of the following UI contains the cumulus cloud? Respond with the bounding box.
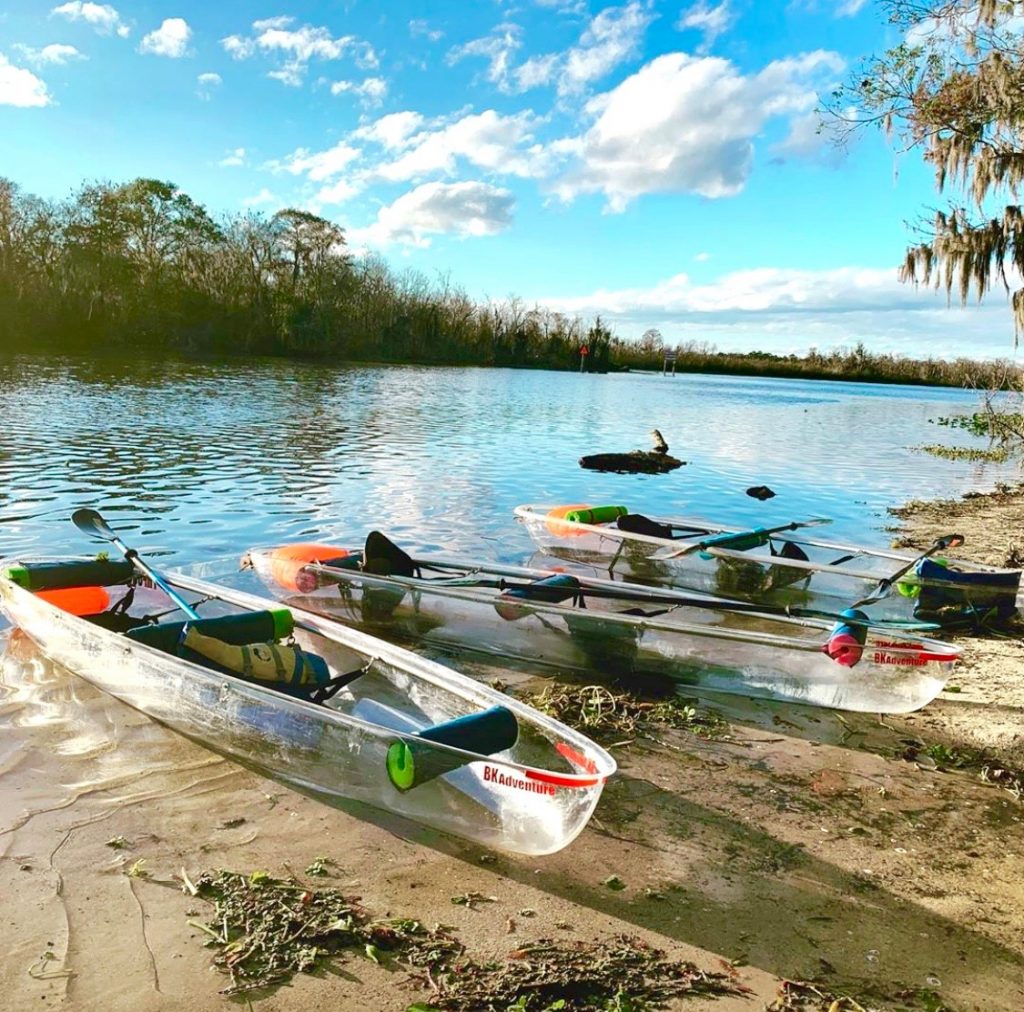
[14,43,86,66]
[369,109,549,182]
[222,16,367,87]
[50,2,129,37]
[330,75,388,108]
[0,54,52,107]
[353,111,425,150]
[449,1,652,96]
[552,49,844,210]
[676,1,736,53]
[350,181,515,248]
[196,71,221,99]
[140,18,191,58]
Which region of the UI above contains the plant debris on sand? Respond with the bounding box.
[183,869,460,996]
[768,978,951,1011]
[427,935,745,1011]
[184,871,743,1008]
[525,684,727,745]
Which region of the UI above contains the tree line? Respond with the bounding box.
[0,174,1019,388]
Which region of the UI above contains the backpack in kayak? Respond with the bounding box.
[914,559,1021,624]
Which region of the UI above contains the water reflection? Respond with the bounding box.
[0,355,1016,576]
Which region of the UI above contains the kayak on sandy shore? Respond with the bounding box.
[0,524,615,857]
[514,503,1022,628]
[243,534,962,714]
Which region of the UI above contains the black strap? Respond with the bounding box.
[308,665,369,705]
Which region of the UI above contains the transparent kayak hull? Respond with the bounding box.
[246,548,961,714]
[514,504,1023,625]
[0,561,615,856]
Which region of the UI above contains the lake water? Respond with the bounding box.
[0,354,1018,576]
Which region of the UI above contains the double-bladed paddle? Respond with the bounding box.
[655,517,834,559]
[851,533,965,609]
[71,508,200,620]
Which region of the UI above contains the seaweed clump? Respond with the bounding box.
[429,935,745,1011]
[525,684,728,745]
[185,869,460,996]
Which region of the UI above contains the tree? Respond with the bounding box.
[834,1,1024,340]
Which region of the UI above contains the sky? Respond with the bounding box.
[0,0,1020,360]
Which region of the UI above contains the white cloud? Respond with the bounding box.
[242,188,279,207]
[353,111,425,150]
[0,54,52,107]
[222,17,362,87]
[350,181,514,248]
[450,2,652,96]
[695,251,711,261]
[370,109,549,182]
[538,265,1022,356]
[410,19,444,42]
[51,2,129,37]
[218,147,246,167]
[560,1,655,96]
[140,18,191,58]
[447,22,523,90]
[836,0,868,16]
[274,140,362,182]
[330,75,388,108]
[14,43,86,66]
[552,49,844,210]
[196,71,221,99]
[312,179,362,207]
[677,2,736,53]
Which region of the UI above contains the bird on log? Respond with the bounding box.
[579,429,685,474]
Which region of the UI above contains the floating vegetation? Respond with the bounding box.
[915,444,1010,462]
[524,684,728,745]
[932,411,1024,439]
[184,869,460,996]
[426,936,745,1011]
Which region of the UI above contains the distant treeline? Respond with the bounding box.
[0,175,1019,388]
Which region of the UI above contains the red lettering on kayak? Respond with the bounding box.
[482,764,557,796]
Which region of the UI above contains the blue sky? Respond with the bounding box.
[1,1,1019,359]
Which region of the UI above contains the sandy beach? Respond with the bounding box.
[1,487,1022,1011]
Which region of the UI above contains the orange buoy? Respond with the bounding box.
[545,504,591,539]
[268,543,349,591]
[35,585,111,616]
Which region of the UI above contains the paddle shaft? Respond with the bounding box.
[72,510,200,620]
[661,517,832,559]
[851,533,965,609]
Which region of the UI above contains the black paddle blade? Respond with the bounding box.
[71,508,115,541]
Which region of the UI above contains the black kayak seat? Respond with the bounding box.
[363,531,417,577]
[616,513,676,539]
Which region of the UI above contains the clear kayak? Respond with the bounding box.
[0,557,615,856]
[514,503,1023,627]
[243,536,962,714]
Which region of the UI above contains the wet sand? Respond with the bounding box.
[1,488,1023,1010]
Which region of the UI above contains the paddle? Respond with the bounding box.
[657,517,834,559]
[71,508,200,620]
[851,533,965,609]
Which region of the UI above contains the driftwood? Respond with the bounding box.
[580,429,685,475]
